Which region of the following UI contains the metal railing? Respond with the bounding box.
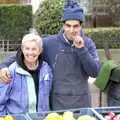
[0,40,21,52]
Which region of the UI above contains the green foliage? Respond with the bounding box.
[0,4,32,41]
[34,0,64,35]
[112,21,120,27]
[84,27,120,49]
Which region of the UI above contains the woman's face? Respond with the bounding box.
[22,40,41,64]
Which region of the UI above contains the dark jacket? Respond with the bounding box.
[108,63,120,106]
[43,31,100,110]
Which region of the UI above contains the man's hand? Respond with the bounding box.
[0,68,11,83]
[72,35,84,48]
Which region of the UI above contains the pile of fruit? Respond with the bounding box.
[0,115,14,120]
[104,112,120,120]
[44,111,96,120]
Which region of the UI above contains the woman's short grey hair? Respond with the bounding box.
[21,32,43,51]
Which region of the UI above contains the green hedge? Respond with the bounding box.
[0,4,33,41]
[84,27,120,49]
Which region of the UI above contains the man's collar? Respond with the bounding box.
[63,33,73,45]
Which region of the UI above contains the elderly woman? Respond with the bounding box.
[0,32,53,115]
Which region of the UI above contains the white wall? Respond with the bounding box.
[31,0,43,13]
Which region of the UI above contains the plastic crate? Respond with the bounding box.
[27,108,105,120]
[13,114,29,120]
[95,106,120,116]
[0,114,29,120]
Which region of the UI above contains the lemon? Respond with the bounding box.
[77,115,94,120]
[4,115,14,120]
[63,111,75,120]
[0,117,5,120]
[44,112,63,120]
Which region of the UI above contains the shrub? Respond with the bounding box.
[34,0,64,35]
[84,27,120,49]
[0,4,33,51]
[112,21,120,27]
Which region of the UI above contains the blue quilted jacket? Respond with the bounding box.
[0,61,53,115]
